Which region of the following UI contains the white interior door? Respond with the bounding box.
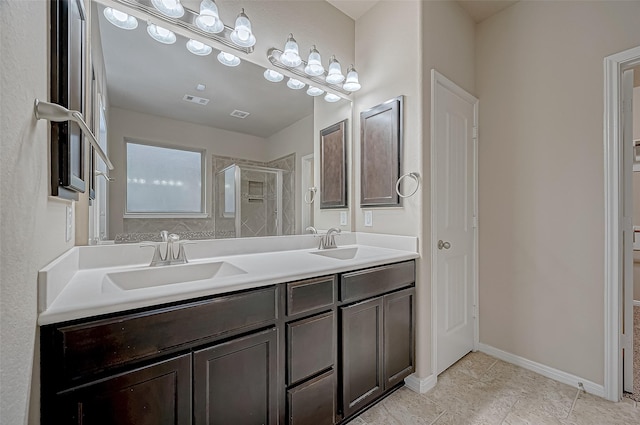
[623,68,634,393]
[301,154,315,231]
[432,70,478,375]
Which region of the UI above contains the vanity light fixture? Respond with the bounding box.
[217,51,241,67]
[150,0,184,18]
[286,78,305,90]
[304,45,324,76]
[324,93,341,103]
[230,9,256,48]
[147,23,176,44]
[306,86,324,96]
[264,69,284,82]
[186,39,212,56]
[195,0,224,34]
[325,56,345,84]
[342,65,361,91]
[280,34,302,67]
[103,7,138,30]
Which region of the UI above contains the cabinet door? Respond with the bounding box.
[340,297,383,418]
[194,327,278,425]
[383,288,415,389]
[54,354,191,425]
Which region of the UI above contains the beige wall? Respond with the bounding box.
[477,1,640,385]
[634,88,640,300]
[0,1,78,423]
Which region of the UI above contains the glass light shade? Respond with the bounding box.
[186,39,212,56]
[280,34,302,67]
[195,0,224,33]
[342,65,361,91]
[287,78,305,90]
[306,86,324,96]
[325,56,344,84]
[217,51,241,67]
[147,24,176,44]
[264,69,284,82]
[103,8,138,30]
[324,93,341,103]
[304,46,324,76]
[150,0,184,18]
[230,9,256,48]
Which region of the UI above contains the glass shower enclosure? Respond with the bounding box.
[215,164,284,238]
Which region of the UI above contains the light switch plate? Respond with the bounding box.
[65,206,73,242]
[364,210,373,227]
[340,211,348,226]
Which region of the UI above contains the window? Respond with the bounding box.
[126,141,205,215]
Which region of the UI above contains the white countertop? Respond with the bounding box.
[38,233,419,325]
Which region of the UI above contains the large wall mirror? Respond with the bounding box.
[89,0,352,242]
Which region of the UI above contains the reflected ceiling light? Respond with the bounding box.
[217,51,241,67]
[325,56,344,84]
[186,39,212,56]
[147,23,176,44]
[103,7,138,30]
[195,0,224,33]
[280,34,302,67]
[304,45,324,76]
[150,0,184,18]
[264,69,284,82]
[287,78,305,90]
[230,8,256,48]
[342,65,361,91]
[306,86,324,97]
[324,93,340,103]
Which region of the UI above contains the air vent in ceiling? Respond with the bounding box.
[183,94,209,105]
[230,109,250,119]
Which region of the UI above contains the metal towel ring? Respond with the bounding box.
[395,172,420,198]
[304,187,317,204]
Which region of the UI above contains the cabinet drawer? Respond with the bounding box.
[287,275,335,316]
[340,261,414,303]
[288,369,335,425]
[54,286,277,383]
[288,311,335,385]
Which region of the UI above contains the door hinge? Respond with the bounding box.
[473,215,478,228]
[473,127,478,139]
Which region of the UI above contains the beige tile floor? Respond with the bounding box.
[351,352,640,425]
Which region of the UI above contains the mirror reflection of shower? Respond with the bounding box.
[215,164,285,238]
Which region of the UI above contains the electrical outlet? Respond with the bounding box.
[66,206,73,242]
[364,210,373,227]
[340,211,348,226]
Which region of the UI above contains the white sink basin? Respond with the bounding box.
[103,261,247,291]
[310,247,364,260]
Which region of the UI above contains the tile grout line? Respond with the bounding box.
[428,409,447,425]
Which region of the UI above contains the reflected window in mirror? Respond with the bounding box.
[125,141,205,216]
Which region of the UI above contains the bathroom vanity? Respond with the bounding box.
[38,234,418,424]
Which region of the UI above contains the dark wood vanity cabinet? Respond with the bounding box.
[41,260,415,425]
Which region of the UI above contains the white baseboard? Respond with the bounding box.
[477,343,605,398]
[633,300,640,307]
[404,373,437,394]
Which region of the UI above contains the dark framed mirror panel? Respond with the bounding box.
[50,0,87,200]
[320,120,348,209]
[360,96,404,207]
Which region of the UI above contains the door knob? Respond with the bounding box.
[438,240,451,250]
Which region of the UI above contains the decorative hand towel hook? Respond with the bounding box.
[395,172,420,198]
[304,186,317,204]
[34,99,115,170]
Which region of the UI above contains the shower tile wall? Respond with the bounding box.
[119,153,296,240]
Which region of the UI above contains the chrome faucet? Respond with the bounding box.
[305,226,318,234]
[319,227,341,250]
[143,231,190,266]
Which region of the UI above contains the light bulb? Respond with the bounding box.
[287,78,305,90]
[343,65,361,91]
[306,86,324,96]
[217,51,241,67]
[325,56,344,84]
[150,0,184,18]
[195,0,224,34]
[324,93,341,103]
[103,8,138,30]
[264,69,284,82]
[230,9,256,48]
[280,34,302,67]
[147,24,176,44]
[305,45,324,76]
[186,39,212,56]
